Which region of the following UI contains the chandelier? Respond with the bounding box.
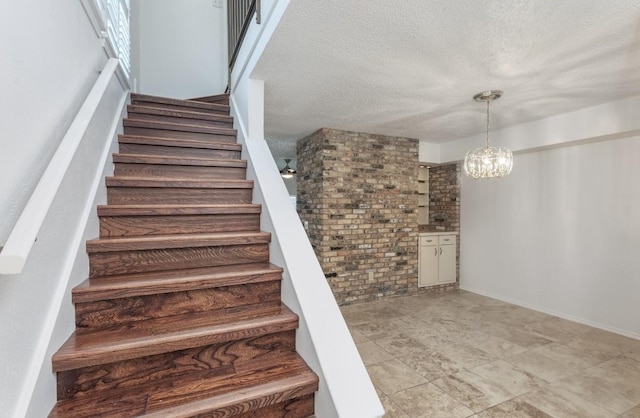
[463,90,513,179]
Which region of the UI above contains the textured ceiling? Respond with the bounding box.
[254,0,640,158]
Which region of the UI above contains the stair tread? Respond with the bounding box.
[86,231,271,253]
[113,153,246,167]
[106,176,253,188]
[190,92,230,103]
[52,303,298,372]
[124,118,237,136]
[50,352,317,417]
[73,262,283,303]
[128,104,233,122]
[131,93,230,113]
[118,134,242,150]
[97,203,261,216]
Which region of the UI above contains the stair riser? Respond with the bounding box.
[76,280,282,329]
[124,126,237,143]
[229,394,315,418]
[57,330,296,401]
[114,163,246,180]
[119,143,241,160]
[88,243,270,278]
[131,100,229,115]
[128,112,233,129]
[107,187,253,205]
[100,213,261,237]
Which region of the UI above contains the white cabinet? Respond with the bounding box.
[419,234,456,287]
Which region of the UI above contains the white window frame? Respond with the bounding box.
[81,0,131,89]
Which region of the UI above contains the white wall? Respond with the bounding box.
[460,137,640,338]
[0,0,106,245]
[132,0,227,98]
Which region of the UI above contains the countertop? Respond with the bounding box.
[418,225,459,235]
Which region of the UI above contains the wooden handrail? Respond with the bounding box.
[0,58,120,275]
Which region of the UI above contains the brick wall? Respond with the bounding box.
[297,128,420,305]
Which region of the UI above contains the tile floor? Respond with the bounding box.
[341,290,640,418]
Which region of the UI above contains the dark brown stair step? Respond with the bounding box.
[50,352,317,417]
[128,104,234,128]
[75,269,282,329]
[73,262,282,303]
[190,92,230,105]
[86,232,270,277]
[131,93,230,115]
[52,303,297,372]
[124,119,237,143]
[106,177,253,205]
[56,330,296,401]
[98,203,261,237]
[113,153,247,180]
[119,134,241,159]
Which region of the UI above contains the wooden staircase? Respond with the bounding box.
[50,93,318,417]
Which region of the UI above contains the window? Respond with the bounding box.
[81,0,131,80]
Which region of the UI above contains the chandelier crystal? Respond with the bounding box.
[463,90,513,179]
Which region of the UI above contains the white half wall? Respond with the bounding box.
[0,0,106,245]
[132,0,227,98]
[460,137,640,338]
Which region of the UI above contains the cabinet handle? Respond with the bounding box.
[434,248,437,256]
[439,247,442,255]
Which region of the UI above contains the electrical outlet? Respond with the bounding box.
[368,271,374,280]
[212,0,223,8]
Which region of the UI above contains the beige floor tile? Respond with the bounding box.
[475,398,552,418]
[505,349,578,382]
[520,386,617,418]
[373,334,429,357]
[471,360,547,397]
[340,304,405,326]
[532,342,603,369]
[356,341,394,366]
[390,383,475,418]
[436,342,496,369]
[398,350,465,381]
[584,357,640,402]
[523,317,592,341]
[341,291,640,417]
[620,404,640,417]
[366,359,428,395]
[347,325,369,343]
[486,325,554,349]
[582,328,640,352]
[465,334,528,358]
[379,394,410,418]
[432,369,514,412]
[351,316,413,340]
[551,371,640,414]
[564,337,622,361]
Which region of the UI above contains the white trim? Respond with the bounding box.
[230,83,384,418]
[81,0,131,89]
[12,87,128,418]
[0,59,120,275]
[80,0,107,38]
[460,285,640,341]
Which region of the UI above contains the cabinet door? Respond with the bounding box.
[438,243,456,284]
[419,241,438,287]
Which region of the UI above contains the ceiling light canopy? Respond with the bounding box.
[280,158,297,179]
[463,90,513,179]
